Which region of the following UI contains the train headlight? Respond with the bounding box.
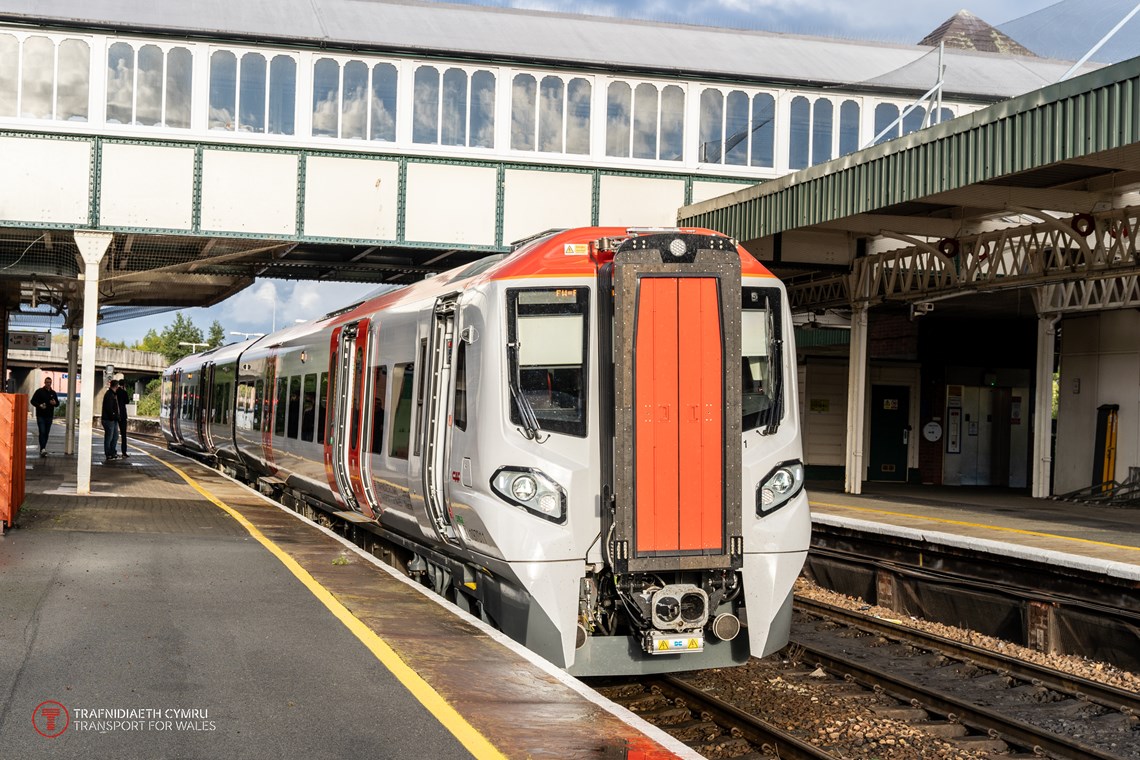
[756,460,804,515]
[491,467,567,523]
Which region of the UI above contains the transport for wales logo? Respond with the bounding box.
[32,700,70,738]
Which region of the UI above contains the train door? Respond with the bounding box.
[262,357,276,467]
[422,294,460,544]
[169,369,183,443]
[328,321,378,519]
[200,363,216,450]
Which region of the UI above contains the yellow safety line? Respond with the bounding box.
[140,449,506,760]
[811,500,1140,553]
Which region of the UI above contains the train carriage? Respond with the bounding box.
[164,227,810,676]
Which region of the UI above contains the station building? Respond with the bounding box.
[0,1,1131,497]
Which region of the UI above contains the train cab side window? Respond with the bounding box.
[413,339,427,456]
[389,363,414,459]
[741,287,784,433]
[301,373,317,442]
[454,341,468,431]
[287,375,301,439]
[275,378,287,436]
[371,366,387,454]
[507,287,589,437]
[317,373,328,444]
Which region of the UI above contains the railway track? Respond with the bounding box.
[792,597,1140,759]
[591,676,837,760]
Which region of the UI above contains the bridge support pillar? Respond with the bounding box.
[65,327,79,455]
[1032,310,1059,498]
[845,304,869,494]
[74,231,113,496]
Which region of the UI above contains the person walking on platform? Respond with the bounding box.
[30,376,59,457]
[115,380,131,458]
[101,380,121,462]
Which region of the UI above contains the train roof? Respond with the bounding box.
[329,227,775,325]
[0,1,1092,100]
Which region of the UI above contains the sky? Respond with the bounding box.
[95,0,1085,346]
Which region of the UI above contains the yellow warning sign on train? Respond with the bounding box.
[563,243,588,256]
[648,633,704,654]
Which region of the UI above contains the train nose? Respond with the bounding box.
[650,585,709,631]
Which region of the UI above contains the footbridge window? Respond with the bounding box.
[697,88,775,167]
[210,49,296,134]
[107,41,192,128]
[412,65,495,148]
[0,34,89,122]
[312,57,397,141]
[789,95,837,170]
[510,73,591,154]
[605,80,684,161]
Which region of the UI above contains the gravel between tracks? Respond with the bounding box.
[680,578,1140,759]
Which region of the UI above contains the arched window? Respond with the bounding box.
[539,75,563,153]
[341,60,368,139]
[936,107,954,125]
[106,42,135,124]
[566,78,591,155]
[268,55,295,135]
[312,57,339,137]
[902,106,926,135]
[57,39,89,122]
[370,62,397,142]
[469,70,495,148]
[789,96,810,170]
[441,68,467,146]
[21,36,53,119]
[605,81,631,157]
[0,35,17,117]
[209,50,237,130]
[874,103,900,144]
[698,89,723,164]
[632,83,658,160]
[751,93,775,168]
[136,45,163,126]
[812,98,833,166]
[239,52,267,133]
[511,74,537,151]
[659,85,684,161]
[839,100,859,156]
[724,90,749,165]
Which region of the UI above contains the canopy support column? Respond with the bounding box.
[1032,311,1059,498]
[74,231,112,495]
[845,304,869,494]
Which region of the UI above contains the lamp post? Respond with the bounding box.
[178,341,209,353]
[230,331,265,341]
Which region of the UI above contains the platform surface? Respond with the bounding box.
[807,481,1140,577]
[0,422,692,759]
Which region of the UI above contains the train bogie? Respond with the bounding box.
[163,227,811,677]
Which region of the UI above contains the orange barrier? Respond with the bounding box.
[0,393,27,531]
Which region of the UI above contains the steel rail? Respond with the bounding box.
[791,639,1126,760]
[795,596,1140,717]
[649,675,839,760]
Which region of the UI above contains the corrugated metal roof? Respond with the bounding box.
[0,0,1095,99]
[677,56,1140,241]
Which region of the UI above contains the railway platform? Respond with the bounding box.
[0,423,696,760]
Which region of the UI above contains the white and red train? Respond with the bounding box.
[161,227,810,676]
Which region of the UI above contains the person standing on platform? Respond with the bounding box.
[115,380,131,458]
[101,379,121,462]
[30,376,59,457]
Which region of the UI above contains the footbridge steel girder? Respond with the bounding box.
[790,206,1140,315]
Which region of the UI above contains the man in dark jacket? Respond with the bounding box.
[30,376,59,457]
[101,380,121,462]
[115,380,131,457]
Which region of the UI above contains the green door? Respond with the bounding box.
[869,385,909,482]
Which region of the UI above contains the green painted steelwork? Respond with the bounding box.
[679,58,1140,241]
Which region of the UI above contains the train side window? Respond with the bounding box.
[506,287,589,437]
[301,373,317,442]
[287,375,301,439]
[317,372,328,444]
[741,287,784,432]
[453,341,468,431]
[413,339,427,456]
[371,366,388,454]
[389,363,414,459]
[253,379,264,431]
[275,377,287,436]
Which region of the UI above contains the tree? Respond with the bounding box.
[157,312,205,364]
[207,320,226,349]
[135,328,163,354]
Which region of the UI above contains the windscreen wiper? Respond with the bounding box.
[507,342,546,442]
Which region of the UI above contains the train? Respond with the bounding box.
[161,226,810,676]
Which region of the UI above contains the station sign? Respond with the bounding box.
[8,331,51,351]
